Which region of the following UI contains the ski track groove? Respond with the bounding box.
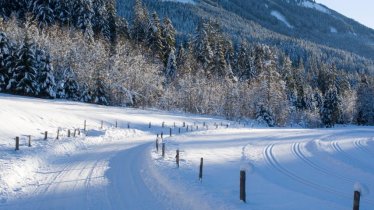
[263,143,350,199]
[291,142,354,183]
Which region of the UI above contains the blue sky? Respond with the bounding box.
[316,0,374,29]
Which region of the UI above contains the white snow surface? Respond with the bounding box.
[301,1,331,14]
[271,11,294,28]
[330,26,338,33]
[1,94,374,210]
[162,0,195,4]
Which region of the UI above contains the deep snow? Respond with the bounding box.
[0,94,373,210]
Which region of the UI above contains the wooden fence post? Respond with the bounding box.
[162,143,165,158]
[176,150,180,168]
[56,129,60,140]
[162,122,165,128]
[84,120,86,132]
[196,125,198,130]
[353,190,360,210]
[15,137,19,151]
[115,120,118,128]
[199,158,203,181]
[78,129,81,136]
[127,123,130,129]
[28,135,31,147]
[161,132,163,139]
[174,122,176,128]
[44,131,48,140]
[156,138,159,153]
[170,128,172,137]
[149,122,151,128]
[179,127,181,134]
[186,125,189,132]
[68,129,71,137]
[101,120,103,129]
[183,122,185,127]
[73,129,77,137]
[240,170,246,203]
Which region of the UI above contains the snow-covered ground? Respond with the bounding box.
[0,94,373,210]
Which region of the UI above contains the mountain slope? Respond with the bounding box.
[117,0,374,73]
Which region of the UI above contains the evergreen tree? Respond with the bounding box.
[92,0,109,38]
[54,0,73,27]
[321,85,341,128]
[80,82,92,102]
[193,20,213,70]
[252,45,288,126]
[91,70,108,105]
[63,67,80,100]
[147,12,164,59]
[165,48,177,83]
[356,76,374,125]
[132,0,148,42]
[73,0,94,38]
[161,17,176,65]
[235,41,254,81]
[32,0,55,30]
[209,42,227,77]
[7,35,39,96]
[37,50,56,98]
[0,32,12,91]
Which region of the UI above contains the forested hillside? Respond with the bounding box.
[0,0,373,127]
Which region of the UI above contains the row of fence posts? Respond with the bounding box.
[14,119,234,151]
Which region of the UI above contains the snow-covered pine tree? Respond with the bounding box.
[356,76,374,125]
[0,32,12,91]
[147,12,164,59]
[280,55,297,106]
[132,0,148,42]
[165,48,177,83]
[7,35,39,96]
[251,45,288,126]
[79,82,92,102]
[73,0,94,38]
[193,20,213,70]
[321,84,341,128]
[92,0,109,38]
[235,41,254,81]
[32,0,55,30]
[91,69,108,105]
[54,0,72,27]
[161,17,176,65]
[209,42,227,78]
[63,67,80,100]
[37,49,56,98]
[105,0,117,50]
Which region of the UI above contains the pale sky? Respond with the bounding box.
[316,0,374,29]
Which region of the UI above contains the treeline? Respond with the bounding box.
[0,0,374,127]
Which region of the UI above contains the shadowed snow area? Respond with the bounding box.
[0,93,373,210]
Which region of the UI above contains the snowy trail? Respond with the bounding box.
[0,140,167,210]
[106,142,166,210]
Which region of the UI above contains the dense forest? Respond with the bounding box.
[0,0,373,127]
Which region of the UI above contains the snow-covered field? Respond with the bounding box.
[0,94,373,210]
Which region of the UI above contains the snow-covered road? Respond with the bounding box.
[1,138,166,210]
[1,94,374,210]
